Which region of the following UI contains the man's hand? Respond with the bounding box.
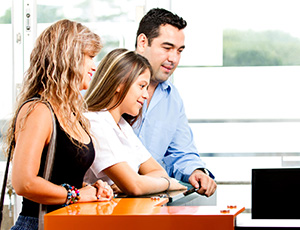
[189,169,217,197]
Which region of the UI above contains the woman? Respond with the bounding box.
[84,48,186,196]
[4,19,113,229]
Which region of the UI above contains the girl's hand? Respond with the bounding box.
[92,180,114,201]
[110,183,123,194]
[169,178,187,191]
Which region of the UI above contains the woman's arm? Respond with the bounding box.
[11,102,100,205]
[103,157,186,196]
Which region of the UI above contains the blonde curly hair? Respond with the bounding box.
[4,19,102,158]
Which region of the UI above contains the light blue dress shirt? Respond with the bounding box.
[133,80,213,182]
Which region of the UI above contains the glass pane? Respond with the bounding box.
[173,0,300,67]
[222,0,300,66]
[37,0,145,61]
[0,2,12,161]
[175,66,300,119]
[172,0,223,66]
[171,0,300,211]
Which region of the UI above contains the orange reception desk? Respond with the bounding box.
[44,197,245,230]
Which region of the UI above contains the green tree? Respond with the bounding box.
[223,30,300,66]
[0,8,11,24]
[37,5,64,23]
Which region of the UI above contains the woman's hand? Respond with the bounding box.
[92,180,114,201]
[169,178,187,191]
[78,181,114,202]
[77,185,98,202]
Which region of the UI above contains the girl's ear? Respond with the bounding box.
[116,84,122,93]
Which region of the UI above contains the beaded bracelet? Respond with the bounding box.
[161,176,170,191]
[61,183,81,207]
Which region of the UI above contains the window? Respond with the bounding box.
[36,0,145,61]
[0,2,12,160]
[172,0,300,209]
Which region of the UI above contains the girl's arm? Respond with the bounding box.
[138,157,169,177]
[11,102,99,205]
[103,157,186,196]
[139,157,188,192]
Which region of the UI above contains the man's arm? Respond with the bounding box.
[133,82,217,196]
[162,97,216,196]
[162,98,208,181]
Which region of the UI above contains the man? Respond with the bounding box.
[134,8,217,197]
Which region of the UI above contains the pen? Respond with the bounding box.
[183,185,200,196]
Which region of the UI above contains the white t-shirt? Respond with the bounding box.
[84,110,151,185]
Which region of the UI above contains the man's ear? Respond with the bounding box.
[136,33,148,53]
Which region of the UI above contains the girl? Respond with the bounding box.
[4,19,113,230]
[84,48,186,196]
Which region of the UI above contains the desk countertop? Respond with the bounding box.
[45,198,245,230]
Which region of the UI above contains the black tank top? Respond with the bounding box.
[20,113,95,217]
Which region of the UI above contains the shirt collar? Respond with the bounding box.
[102,110,129,131]
[159,80,172,94]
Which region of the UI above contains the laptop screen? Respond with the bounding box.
[252,168,300,219]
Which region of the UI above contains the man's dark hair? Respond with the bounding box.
[135,8,187,48]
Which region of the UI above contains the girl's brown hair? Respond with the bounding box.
[84,48,152,124]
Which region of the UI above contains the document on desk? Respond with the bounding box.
[115,187,199,204]
[167,187,199,203]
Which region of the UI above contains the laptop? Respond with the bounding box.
[252,168,300,219]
